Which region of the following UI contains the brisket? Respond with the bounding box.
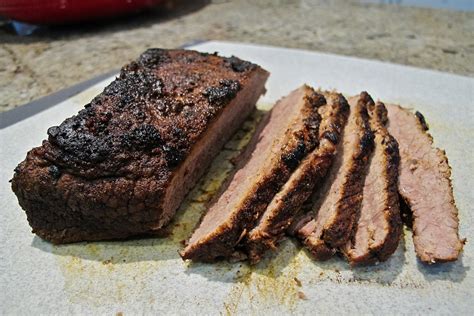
[386,104,464,263]
[295,91,374,260]
[11,49,269,244]
[244,92,349,264]
[180,85,324,262]
[342,100,402,265]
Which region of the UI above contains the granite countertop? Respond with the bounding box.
[1,0,473,112]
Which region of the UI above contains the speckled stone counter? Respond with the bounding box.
[1,0,473,112]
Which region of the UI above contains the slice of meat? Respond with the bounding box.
[295,91,374,260]
[342,100,402,265]
[180,85,324,262]
[386,104,464,263]
[11,49,269,244]
[244,92,350,264]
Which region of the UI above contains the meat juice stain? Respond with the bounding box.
[294,230,430,290]
[223,241,304,315]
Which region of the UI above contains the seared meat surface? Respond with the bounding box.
[12,49,269,244]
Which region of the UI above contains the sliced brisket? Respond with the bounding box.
[180,85,324,262]
[386,104,464,263]
[295,91,374,260]
[11,49,269,244]
[342,100,402,265]
[244,92,349,264]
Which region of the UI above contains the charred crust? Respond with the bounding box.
[37,49,260,179]
[282,141,307,169]
[385,136,400,165]
[304,111,321,128]
[359,91,374,106]
[415,111,429,131]
[322,131,339,144]
[223,56,257,72]
[337,94,350,113]
[374,102,388,125]
[48,165,61,179]
[358,94,375,155]
[162,144,186,168]
[48,122,116,164]
[48,122,163,165]
[306,91,327,108]
[360,129,375,153]
[281,91,322,170]
[106,67,164,104]
[320,93,349,144]
[121,124,163,149]
[138,48,171,67]
[202,79,241,106]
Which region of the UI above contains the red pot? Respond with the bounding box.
[0,0,164,24]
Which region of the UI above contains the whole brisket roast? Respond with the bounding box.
[11,49,269,244]
[180,85,324,262]
[386,104,464,263]
[294,92,374,260]
[342,99,402,265]
[244,92,349,264]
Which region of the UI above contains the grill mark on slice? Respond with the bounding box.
[342,100,402,265]
[295,92,374,260]
[243,92,349,264]
[386,104,464,263]
[180,85,324,262]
